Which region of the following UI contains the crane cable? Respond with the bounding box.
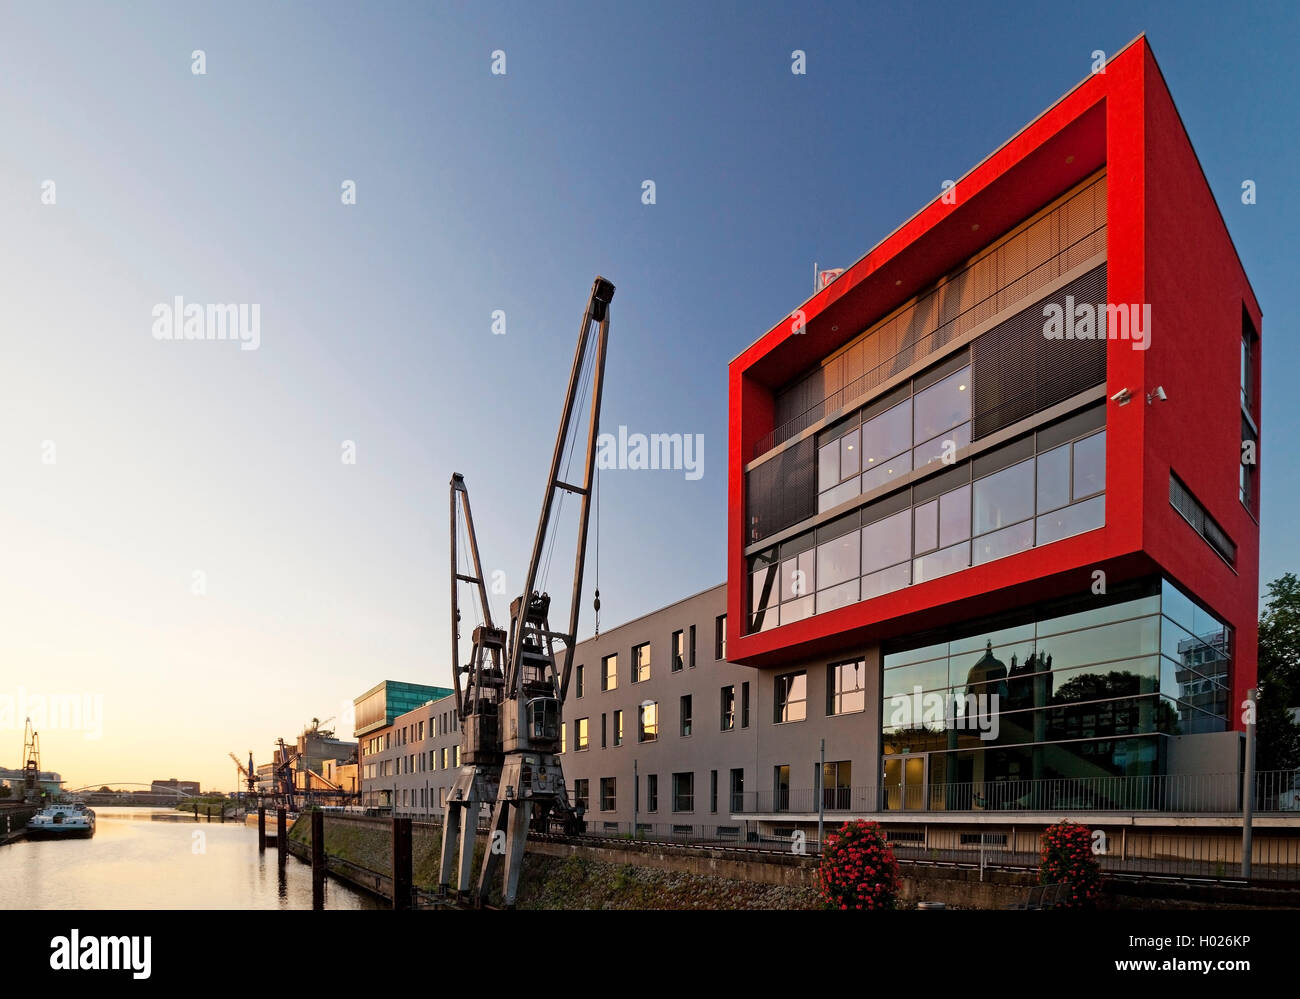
[593,464,601,636]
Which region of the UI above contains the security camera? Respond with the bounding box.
[1146,385,1168,405]
[1111,388,1132,406]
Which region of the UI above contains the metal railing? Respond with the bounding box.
[734,771,1300,816]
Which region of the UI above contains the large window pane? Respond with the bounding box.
[914,368,971,441]
[818,476,860,513]
[817,530,861,589]
[782,594,815,624]
[939,484,971,547]
[913,541,969,583]
[1072,431,1106,499]
[862,450,912,493]
[972,520,1034,565]
[781,552,816,602]
[862,509,911,574]
[1036,444,1071,513]
[862,562,911,601]
[817,578,860,614]
[915,422,971,470]
[1038,616,1160,671]
[973,458,1034,536]
[1036,495,1104,545]
[818,440,839,488]
[840,428,861,477]
[861,399,912,464]
[915,500,938,554]
[882,657,948,698]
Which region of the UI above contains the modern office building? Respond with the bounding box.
[358,37,1263,839]
[725,35,1260,813]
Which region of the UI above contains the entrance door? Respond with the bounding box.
[882,754,927,810]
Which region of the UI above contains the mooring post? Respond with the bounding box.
[258,805,266,851]
[311,808,326,910]
[194,802,199,821]
[393,816,413,910]
[276,806,287,864]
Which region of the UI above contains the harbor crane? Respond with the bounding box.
[228,751,257,804]
[439,275,614,907]
[21,718,41,804]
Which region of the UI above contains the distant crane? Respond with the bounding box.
[439,276,612,907]
[275,738,302,812]
[21,718,41,804]
[228,751,257,804]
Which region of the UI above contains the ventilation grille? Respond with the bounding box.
[971,265,1107,440]
[1170,473,1237,564]
[745,435,815,544]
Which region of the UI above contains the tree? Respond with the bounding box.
[1257,574,1300,772]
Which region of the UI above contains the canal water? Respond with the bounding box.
[0,806,382,909]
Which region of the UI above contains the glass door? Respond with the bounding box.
[882,754,927,810]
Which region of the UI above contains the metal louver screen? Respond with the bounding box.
[745,435,815,544]
[971,264,1107,440]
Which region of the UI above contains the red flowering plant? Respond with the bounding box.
[1038,819,1103,909]
[817,820,901,910]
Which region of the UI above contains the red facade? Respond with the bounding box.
[727,37,1260,728]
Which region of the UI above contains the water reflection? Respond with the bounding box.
[0,807,381,910]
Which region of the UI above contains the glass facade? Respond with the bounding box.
[750,404,1107,632]
[879,580,1230,809]
[353,681,453,737]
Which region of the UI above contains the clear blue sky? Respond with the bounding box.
[1,0,1295,790]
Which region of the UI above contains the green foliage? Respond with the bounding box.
[1038,820,1102,909]
[1258,574,1300,772]
[817,820,901,910]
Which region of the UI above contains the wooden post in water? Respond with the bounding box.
[276,807,287,864]
[392,816,412,910]
[258,805,266,851]
[311,809,326,909]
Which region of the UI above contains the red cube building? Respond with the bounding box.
[728,36,1260,795]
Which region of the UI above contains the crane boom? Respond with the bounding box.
[437,275,613,908]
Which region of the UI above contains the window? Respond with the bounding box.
[672,772,695,812]
[428,750,434,770]
[688,624,697,667]
[774,765,791,811]
[601,653,618,691]
[646,774,659,812]
[672,630,685,672]
[601,712,607,749]
[828,658,866,715]
[632,642,651,683]
[710,770,718,813]
[440,787,447,807]
[721,685,736,731]
[559,722,566,754]
[821,761,852,810]
[599,777,616,811]
[730,769,744,812]
[741,682,751,728]
[572,779,589,811]
[774,671,807,723]
[453,745,460,767]
[638,702,659,743]
[417,721,424,741]
[440,747,447,769]
[613,709,623,746]
[680,695,693,736]
[576,717,589,751]
[715,615,727,659]
[575,664,585,698]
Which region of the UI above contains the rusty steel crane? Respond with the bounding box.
[439,275,613,907]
